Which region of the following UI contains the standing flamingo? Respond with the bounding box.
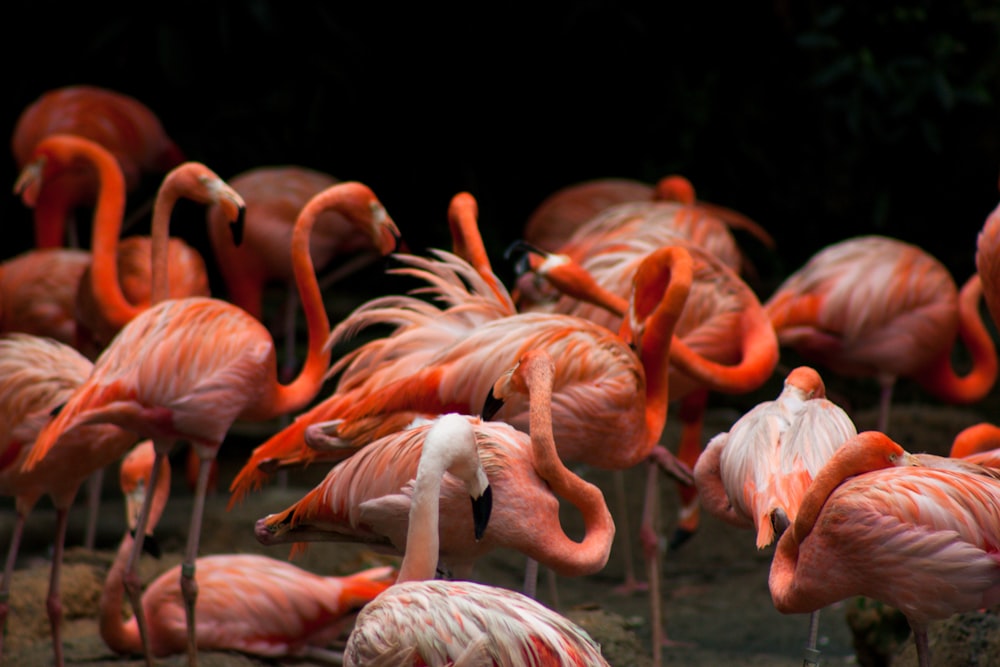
[765,235,998,434]
[0,333,141,667]
[768,430,1000,667]
[15,134,239,356]
[693,366,857,662]
[103,440,395,663]
[256,350,614,584]
[11,85,185,248]
[340,412,611,667]
[23,180,400,667]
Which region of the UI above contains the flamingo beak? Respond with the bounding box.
[471,484,492,541]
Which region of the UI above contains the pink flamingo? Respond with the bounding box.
[949,422,1000,468]
[102,440,395,664]
[256,350,614,585]
[0,248,91,346]
[11,84,185,248]
[341,411,611,667]
[0,333,142,667]
[765,235,998,435]
[23,181,400,667]
[769,430,1000,667]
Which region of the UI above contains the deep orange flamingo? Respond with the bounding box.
[340,412,611,667]
[0,333,142,667]
[11,85,185,248]
[765,235,998,434]
[24,181,400,667]
[975,191,1000,329]
[949,422,1000,468]
[230,244,696,504]
[15,134,242,356]
[257,350,614,583]
[102,440,395,663]
[768,430,1000,667]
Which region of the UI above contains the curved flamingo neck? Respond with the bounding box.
[32,187,76,248]
[627,246,694,447]
[447,192,508,305]
[99,534,144,654]
[517,352,615,574]
[950,422,1000,458]
[913,274,998,403]
[536,253,628,319]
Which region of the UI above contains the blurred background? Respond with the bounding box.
[4,1,1000,294]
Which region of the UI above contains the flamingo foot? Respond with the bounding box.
[612,576,649,595]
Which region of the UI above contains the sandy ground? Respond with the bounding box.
[4,391,1000,666]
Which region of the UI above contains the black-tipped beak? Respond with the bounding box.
[229,207,246,247]
[481,390,505,421]
[472,485,492,541]
[503,239,548,276]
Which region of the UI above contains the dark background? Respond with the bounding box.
[4,1,1000,295]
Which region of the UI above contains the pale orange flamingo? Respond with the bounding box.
[768,430,1000,667]
[949,422,1000,468]
[511,234,778,592]
[15,134,240,356]
[0,333,142,667]
[103,440,395,664]
[765,235,998,435]
[693,366,857,661]
[0,248,90,346]
[230,244,695,503]
[11,85,185,248]
[23,181,400,667]
[257,350,614,584]
[340,412,611,667]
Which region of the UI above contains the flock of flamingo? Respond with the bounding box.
[2,83,1000,667]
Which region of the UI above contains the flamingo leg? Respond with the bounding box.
[83,468,104,550]
[46,507,69,667]
[641,459,664,667]
[522,557,539,599]
[877,376,896,434]
[803,609,822,667]
[181,451,217,667]
[611,468,648,594]
[910,622,931,667]
[671,389,709,549]
[0,512,26,661]
[124,447,168,667]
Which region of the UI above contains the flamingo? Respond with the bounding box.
[949,422,1000,468]
[11,85,185,248]
[764,235,998,434]
[256,350,613,583]
[768,430,1000,667]
[522,173,772,259]
[23,180,401,667]
[692,366,857,662]
[511,234,778,586]
[0,248,91,346]
[230,244,696,501]
[15,134,239,357]
[0,333,142,667]
[340,412,612,667]
[975,191,1000,328]
[102,440,395,664]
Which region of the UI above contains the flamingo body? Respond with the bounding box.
[0,249,91,345]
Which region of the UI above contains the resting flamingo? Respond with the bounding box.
[340,412,611,667]
[522,173,772,259]
[768,430,1000,667]
[0,333,141,667]
[257,350,614,586]
[11,84,185,248]
[24,180,401,667]
[103,440,395,664]
[693,366,857,661]
[765,235,998,434]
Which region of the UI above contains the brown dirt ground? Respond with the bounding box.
[4,383,1000,667]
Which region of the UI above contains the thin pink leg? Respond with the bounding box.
[47,507,70,667]
[611,469,648,594]
[0,512,27,661]
[83,468,104,549]
[181,451,216,667]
